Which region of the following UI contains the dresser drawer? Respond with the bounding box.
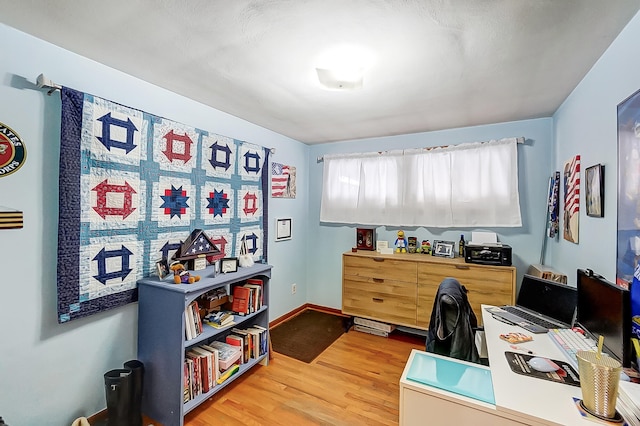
[416,262,515,328]
[343,275,417,326]
[343,254,417,283]
[341,251,514,331]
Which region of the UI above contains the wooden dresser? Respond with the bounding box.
[342,251,515,330]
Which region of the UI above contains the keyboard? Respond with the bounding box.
[500,306,560,329]
[548,328,598,370]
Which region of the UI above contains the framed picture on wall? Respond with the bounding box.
[616,87,640,286]
[275,218,292,241]
[585,164,604,217]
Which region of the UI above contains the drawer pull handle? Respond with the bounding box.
[373,257,385,262]
[372,297,384,303]
[455,264,470,270]
[373,278,384,283]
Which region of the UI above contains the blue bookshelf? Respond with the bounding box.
[137,263,272,426]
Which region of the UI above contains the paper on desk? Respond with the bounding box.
[618,380,640,421]
[471,231,498,245]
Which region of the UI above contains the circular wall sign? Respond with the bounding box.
[0,121,26,177]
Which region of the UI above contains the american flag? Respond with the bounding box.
[564,155,580,217]
[271,162,290,197]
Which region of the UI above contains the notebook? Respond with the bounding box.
[486,274,577,333]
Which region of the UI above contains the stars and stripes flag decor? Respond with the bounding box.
[271,162,296,198]
[563,154,580,243]
[57,87,269,323]
[547,171,560,238]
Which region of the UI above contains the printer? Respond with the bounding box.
[464,243,512,266]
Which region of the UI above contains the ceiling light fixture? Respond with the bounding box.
[316,67,364,90]
[315,44,372,91]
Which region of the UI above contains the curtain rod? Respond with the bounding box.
[35,73,277,154]
[36,74,61,95]
[316,136,525,162]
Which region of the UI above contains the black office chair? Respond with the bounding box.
[425,277,480,364]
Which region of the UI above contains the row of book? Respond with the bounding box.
[184,341,242,403]
[231,278,264,315]
[225,325,269,364]
[185,301,204,340]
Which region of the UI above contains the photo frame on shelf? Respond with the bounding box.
[275,218,292,241]
[432,240,455,258]
[156,258,170,279]
[585,164,604,218]
[220,257,239,274]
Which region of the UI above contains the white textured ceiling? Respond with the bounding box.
[2,0,640,144]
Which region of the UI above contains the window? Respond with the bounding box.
[320,138,522,227]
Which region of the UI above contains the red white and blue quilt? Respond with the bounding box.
[57,87,269,323]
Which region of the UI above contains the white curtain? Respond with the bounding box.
[320,138,522,227]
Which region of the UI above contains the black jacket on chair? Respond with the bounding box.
[425,277,480,363]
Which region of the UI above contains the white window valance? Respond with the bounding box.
[320,138,522,227]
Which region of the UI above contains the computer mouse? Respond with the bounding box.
[527,357,561,373]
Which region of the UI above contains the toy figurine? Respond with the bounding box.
[170,261,201,284]
[395,230,408,253]
[421,240,431,255]
[408,237,418,253]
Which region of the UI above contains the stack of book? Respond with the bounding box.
[352,317,395,337]
[618,380,640,426]
[230,278,264,315]
[206,341,242,372]
[184,301,203,340]
[203,311,235,329]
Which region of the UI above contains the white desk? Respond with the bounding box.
[482,304,588,425]
[400,305,595,426]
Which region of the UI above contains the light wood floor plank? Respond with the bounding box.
[184,329,424,426]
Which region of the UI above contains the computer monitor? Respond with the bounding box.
[517,274,577,326]
[576,269,632,367]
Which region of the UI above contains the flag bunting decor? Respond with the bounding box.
[271,162,296,198]
[563,155,580,243]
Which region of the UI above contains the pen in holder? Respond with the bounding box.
[576,338,623,421]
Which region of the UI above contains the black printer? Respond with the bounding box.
[464,243,512,266]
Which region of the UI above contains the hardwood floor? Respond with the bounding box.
[184,328,424,426]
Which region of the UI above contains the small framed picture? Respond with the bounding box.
[275,218,292,241]
[585,164,604,217]
[156,258,170,279]
[220,257,239,274]
[432,240,455,258]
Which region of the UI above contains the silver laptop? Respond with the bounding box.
[486,274,577,333]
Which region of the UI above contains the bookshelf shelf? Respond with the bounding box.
[137,262,272,426]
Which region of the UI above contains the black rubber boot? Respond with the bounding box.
[104,368,132,426]
[124,359,144,426]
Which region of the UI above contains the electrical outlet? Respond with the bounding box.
[291,283,297,294]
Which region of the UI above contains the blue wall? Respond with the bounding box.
[1,7,639,424]
[307,119,554,308]
[550,11,640,284]
[0,23,308,425]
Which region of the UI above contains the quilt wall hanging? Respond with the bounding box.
[57,87,269,323]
